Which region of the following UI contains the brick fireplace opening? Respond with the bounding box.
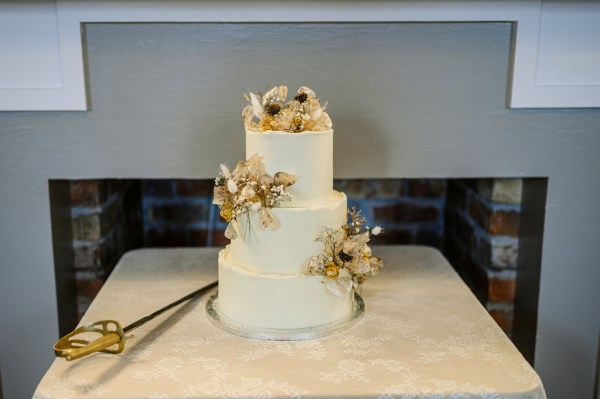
[49,177,546,363]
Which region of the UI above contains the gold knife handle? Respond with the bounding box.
[54,320,127,361]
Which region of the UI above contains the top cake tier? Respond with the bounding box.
[246,129,333,207]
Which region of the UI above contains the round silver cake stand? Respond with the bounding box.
[205,291,364,340]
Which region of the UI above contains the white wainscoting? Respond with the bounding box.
[0,0,599,110]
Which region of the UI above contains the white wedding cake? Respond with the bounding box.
[213,86,382,332]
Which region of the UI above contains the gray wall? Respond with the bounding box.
[1,22,599,398]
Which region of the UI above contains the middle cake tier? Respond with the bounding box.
[229,190,347,274]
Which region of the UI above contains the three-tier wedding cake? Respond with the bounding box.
[212,86,382,334]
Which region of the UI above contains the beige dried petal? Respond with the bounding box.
[263,87,279,103]
[309,98,322,121]
[224,223,238,240]
[231,159,246,176]
[351,259,372,274]
[361,245,372,257]
[277,86,288,101]
[258,208,277,230]
[312,112,332,131]
[256,170,274,187]
[320,112,332,129]
[242,105,255,128]
[270,117,289,131]
[273,171,298,187]
[307,257,325,275]
[342,241,358,256]
[245,153,263,170]
[212,186,227,205]
[298,86,316,99]
[370,257,384,275]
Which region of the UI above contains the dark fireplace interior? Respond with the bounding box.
[49,177,546,364]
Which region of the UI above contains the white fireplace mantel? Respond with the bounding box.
[1,0,599,110]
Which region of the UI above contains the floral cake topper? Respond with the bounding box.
[213,154,297,239]
[243,86,332,133]
[307,208,384,296]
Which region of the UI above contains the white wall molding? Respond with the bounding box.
[1,1,598,110]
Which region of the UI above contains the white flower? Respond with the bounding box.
[371,226,383,236]
[220,164,231,178]
[249,92,264,118]
[227,179,238,194]
[250,201,261,211]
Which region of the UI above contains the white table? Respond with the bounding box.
[34,246,546,398]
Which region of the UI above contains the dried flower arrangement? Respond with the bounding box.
[307,208,384,296]
[242,86,332,133]
[213,154,297,239]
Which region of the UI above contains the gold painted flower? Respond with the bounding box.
[324,262,340,280]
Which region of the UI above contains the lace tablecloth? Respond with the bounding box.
[34,246,545,399]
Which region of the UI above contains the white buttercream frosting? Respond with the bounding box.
[218,248,353,329]
[245,129,333,207]
[229,191,347,274]
[216,123,354,331]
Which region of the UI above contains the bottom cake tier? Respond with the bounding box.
[217,248,354,330]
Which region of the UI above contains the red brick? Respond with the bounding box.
[176,179,214,197]
[489,210,520,237]
[69,180,108,206]
[488,277,516,302]
[468,192,520,237]
[372,202,440,224]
